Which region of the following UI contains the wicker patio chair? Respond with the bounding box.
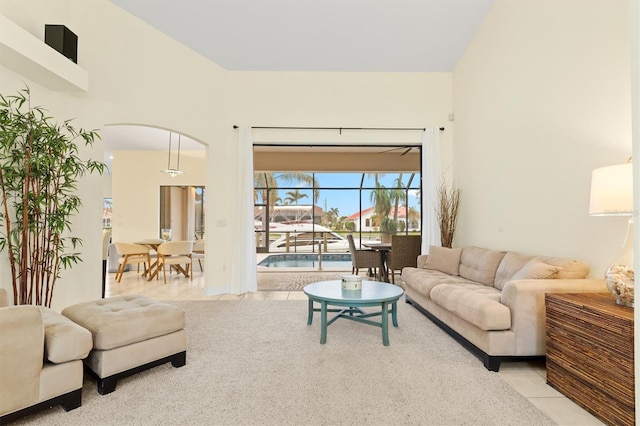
[347,234,383,280]
[386,234,421,284]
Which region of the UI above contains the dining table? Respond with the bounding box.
[362,242,392,282]
[134,239,165,281]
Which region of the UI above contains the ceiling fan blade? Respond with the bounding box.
[378,147,403,154]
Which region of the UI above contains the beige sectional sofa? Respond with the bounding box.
[401,246,607,371]
[0,289,93,423]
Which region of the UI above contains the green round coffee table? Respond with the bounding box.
[303,280,404,346]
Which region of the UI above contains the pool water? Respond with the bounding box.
[258,253,352,268]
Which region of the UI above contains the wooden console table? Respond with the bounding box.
[545,293,634,426]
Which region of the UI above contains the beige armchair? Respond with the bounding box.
[0,289,93,423]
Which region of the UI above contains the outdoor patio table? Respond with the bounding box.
[362,242,392,282]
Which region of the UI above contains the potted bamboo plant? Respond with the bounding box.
[0,88,105,307]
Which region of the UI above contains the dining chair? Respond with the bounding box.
[347,234,383,280]
[386,234,421,284]
[113,242,152,283]
[192,239,205,272]
[156,241,193,284]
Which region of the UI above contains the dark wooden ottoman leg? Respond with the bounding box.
[171,351,186,368]
[97,376,118,395]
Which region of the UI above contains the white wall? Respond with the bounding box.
[0,0,226,310]
[453,0,632,277]
[111,151,206,243]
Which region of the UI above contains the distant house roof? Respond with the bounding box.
[346,206,409,221]
[346,207,374,221]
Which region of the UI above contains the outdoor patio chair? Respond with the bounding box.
[113,242,152,283]
[347,234,383,280]
[386,234,421,284]
[156,241,193,284]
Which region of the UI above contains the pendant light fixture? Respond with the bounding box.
[161,131,184,177]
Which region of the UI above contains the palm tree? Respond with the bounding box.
[390,174,406,222]
[366,172,385,188]
[407,206,420,230]
[284,189,308,205]
[329,207,339,221]
[253,171,323,244]
[253,173,279,228]
[370,184,391,226]
[278,173,320,204]
[323,207,339,228]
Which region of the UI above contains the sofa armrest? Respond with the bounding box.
[39,307,92,364]
[500,278,607,356]
[0,306,44,416]
[417,254,429,269]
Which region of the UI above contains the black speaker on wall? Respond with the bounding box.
[45,24,78,63]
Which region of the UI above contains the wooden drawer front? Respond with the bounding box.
[545,293,634,426]
[547,360,634,426]
[546,321,634,407]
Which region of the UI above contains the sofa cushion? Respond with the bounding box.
[494,252,535,290]
[402,267,476,297]
[458,247,506,287]
[430,283,511,331]
[494,252,589,290]
[511,259,562,280]
[39,307,92,364]
[536,257,589,279]
[423,246,462,275]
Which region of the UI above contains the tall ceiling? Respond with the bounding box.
[109,0,495,72]
[104,0,494,161]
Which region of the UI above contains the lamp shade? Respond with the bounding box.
[589,162,633,216]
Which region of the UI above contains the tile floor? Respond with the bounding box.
[106,269,604,425]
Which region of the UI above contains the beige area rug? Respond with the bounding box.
[14,300,554,426]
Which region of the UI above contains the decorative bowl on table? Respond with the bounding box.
[605,264,634,308]
[341,274,362,291]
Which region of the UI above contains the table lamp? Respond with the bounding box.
[589,160,634,307]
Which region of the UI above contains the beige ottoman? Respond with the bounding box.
[62,295,186,394]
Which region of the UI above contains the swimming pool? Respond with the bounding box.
[258,253,352,268]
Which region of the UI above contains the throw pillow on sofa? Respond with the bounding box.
[511,258,562,280]
[423,246,462,275]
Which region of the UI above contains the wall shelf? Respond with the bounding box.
[0,14,88,92]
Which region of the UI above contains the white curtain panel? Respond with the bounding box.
[421,128,442,254]
[230,126,258,294]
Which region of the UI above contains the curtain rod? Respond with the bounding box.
[232,125,444,132]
